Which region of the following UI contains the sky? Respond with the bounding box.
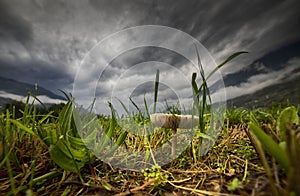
[1,0,300,114]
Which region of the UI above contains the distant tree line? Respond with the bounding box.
[2,100,65,119]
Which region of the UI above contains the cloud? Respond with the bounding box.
[0,1,33,47]
[0,90,66,105]
[212,57,300,101]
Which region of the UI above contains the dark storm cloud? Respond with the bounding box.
[0,1,33,47]
[108,47,189,72]
[0,1,96,92]
[89,0,300,71]
[0,58,73,91]
[129,81,170,98]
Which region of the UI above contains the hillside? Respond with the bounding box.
[227,74,300,108]
[0,76,66,107]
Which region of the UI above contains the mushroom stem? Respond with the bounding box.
[171,127,177,157]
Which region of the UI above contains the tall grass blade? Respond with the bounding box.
[58,89,72,101]
[191,73,199,103]
[248,131,279,196]
[28,92,47,110]
[129,97,142,115]
[153,69,160,113]
[205,51,248,81]
[97,102,117,153]
[58,100,74,136]
[144,95,150,118]
[249,122,290,171]
[191,72,200,125]
[117,98,131,118]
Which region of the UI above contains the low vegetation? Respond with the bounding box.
[1,52,299,195]
[1,98,299,195]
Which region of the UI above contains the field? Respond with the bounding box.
[0,96,299,196]
[1,53,299,196]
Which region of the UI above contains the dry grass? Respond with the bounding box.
[1,115,282,196]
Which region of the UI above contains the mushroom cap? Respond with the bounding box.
[150,113,199,129]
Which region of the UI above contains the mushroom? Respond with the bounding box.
[150,113,199,157]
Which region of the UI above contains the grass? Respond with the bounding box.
[1,51,299,195]
[0,97,299,195]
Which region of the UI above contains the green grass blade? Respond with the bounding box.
[249,122,290,171]
[191,72,201,126]
[9,119,37,137]
[58,100,74,136]
[28,92,47,110]
[191,72,199,102]
[58,89,72,101]
[31,171,60,186]
[206,51,248,81]
[38,111,54,124]
[97,102,117,152]
[116,98,131,118]
[144,95,150,118]
[5,151,16,195]
[153,69,160,113]
[106,131,128,155]
[129,97,142,115]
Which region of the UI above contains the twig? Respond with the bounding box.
[169,168,216,174]
[229,154,264,171]
[113,179,156,196]
[167,180,240,196]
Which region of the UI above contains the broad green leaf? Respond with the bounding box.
[49,143,85,173]
[38,126,57,146]
[278,106,298,142]
[67,132,86,150]
[57,139,89,162]
[249,122,290,171]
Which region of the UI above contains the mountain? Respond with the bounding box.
[216,41,300,108]
[0,76,66,107]
[222,41,300,87]
[227,74,300,108]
